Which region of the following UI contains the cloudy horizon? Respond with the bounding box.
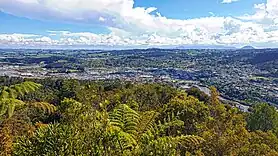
[0,0,278,49]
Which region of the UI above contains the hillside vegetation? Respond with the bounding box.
[0,77,278,155]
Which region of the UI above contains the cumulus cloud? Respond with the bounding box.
[221,0,240,4]
[239,0,278,25]
[0,0,278,48]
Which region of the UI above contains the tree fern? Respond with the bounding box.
[1,81,41,99]
[0,102,8,117]
[0,99,24,118]
[31,102,57,114]
[107,104,141,153]
[143,135,204,155]
[109,104,139,135]
[0,81,42,118]
[152,111,184,136]
[0,87,9,99]
[174,135,205,149]
[116,131,137,152]
[107,103,204,155]
[136,111,159,139]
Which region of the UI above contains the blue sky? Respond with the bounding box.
[0,12,109,35]
[135,0,264,18]
[0,0,265,34]
[0,0,277,48]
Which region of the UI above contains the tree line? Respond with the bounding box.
[0,77,278,155]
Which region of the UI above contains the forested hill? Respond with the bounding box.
[1,77,278,155]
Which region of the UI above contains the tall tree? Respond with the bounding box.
[247,103,278,132]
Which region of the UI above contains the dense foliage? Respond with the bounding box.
[0,77,278,155]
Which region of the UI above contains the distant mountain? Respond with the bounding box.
[176,45,236,49]
[241,46,255,49]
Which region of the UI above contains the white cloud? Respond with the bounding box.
[0,0,278,48]
[209,12,215,16]
[221,0,240,4]
[239,0,278,25]
[99,16,106,22]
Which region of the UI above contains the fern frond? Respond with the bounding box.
[8,81,42,98]
[149,111,184,137]
[0,99,25,118]
[0,81,41,118]
[7,88,17,99]
[31,102,57,114]
[0,87,9,99]
[136,111,159,138]
[0,102,8,117]
[117,131,137,151]
[145,135,204,155]
[174,135,205,148]
[14,85,24,97]
[7,102,15,118]
[109,104,139,136]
